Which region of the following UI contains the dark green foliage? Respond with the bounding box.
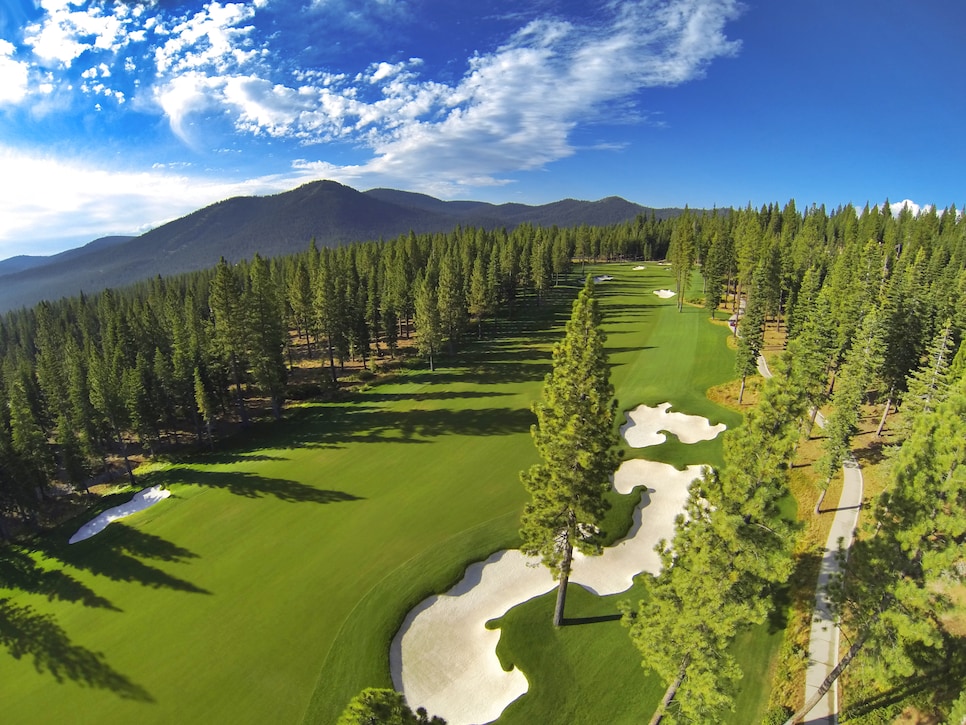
[735,263,766,403]
[520,278,621,626]
[337,688,446,725]
[623,352,804,721]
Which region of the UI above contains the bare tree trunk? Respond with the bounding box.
[875,391,893,438]
[553,536,574,627]
[784,630,869,725]
[814,482,829,515]
[738,376,747,404]
[649,656,689,725]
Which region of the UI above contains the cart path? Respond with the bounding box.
[757,354,863,724]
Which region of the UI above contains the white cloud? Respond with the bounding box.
[149,0,742,195]
[0,40,29,104]
[0,144,302,258]
[154,1,262,74]
[23,0,132,67]
[261,0,741,196]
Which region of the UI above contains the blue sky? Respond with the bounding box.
[0,0,963,259]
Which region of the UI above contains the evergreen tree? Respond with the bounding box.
[193,366,215,448]
[669,208,696,311]
[900,318,957,432]
[287,258,314,357]
[467,252,493,339]
[414,268,443,372]
[247,254,288,419]
[734,263,766,403]
[337,688,445,725]
[624,353,802,721]
[814,307,885,513]
[785,369,966,724]
[209,258,250,425]
[314,250,346,385]
[520,278,621,626]
[436,250,466,355]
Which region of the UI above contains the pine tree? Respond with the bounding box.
[247,254,288,419]
[520,278,621,626]
[624,353,802,721]
[337,688,446,725]
[414,267,443,371]
[669,208,696,311]
[815,307,885,513]
[785,368,966,724]
[900,318,957,432]
[735,263,766,403]
[209,258,250,425]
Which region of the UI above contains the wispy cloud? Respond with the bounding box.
[0,39,29,102]
[150,0,743,194]
[0,0,745,253]
[0,145,304,257]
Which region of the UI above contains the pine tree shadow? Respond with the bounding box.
[0,546,116,610]
[841,648,966,719]
[30,523,210,595]
[0,598,153,701]
[561,613,623,626]
[169,469,364,505]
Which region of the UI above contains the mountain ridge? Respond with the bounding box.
[0,180,681,312]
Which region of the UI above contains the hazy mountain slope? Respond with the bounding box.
[0,180,660,312]
[0,236,134,278]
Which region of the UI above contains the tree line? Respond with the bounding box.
[0,217,675,538]
[521,200,966,720]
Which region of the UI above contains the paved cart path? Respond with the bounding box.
[757,355,863,724]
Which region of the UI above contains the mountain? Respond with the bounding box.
[0,235,134,277]
[0,180,672,312]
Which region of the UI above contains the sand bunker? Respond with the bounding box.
[68,486,170,544]
[593,275,614,283]
[633,265,646,270]
[653,289,676,298]
[620,402,726,448]
[394,405,722,724]
[392,458,705,724]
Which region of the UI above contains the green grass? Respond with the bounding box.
[486,265,778,725]
[0,264,782,724]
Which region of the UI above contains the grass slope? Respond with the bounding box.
[0,264,782,724]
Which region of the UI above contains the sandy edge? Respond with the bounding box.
[68,486,171,544]
[620,402,727,448]
[393,407,724,724]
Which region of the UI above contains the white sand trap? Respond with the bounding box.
[393,457,706,725]
[633,265,646,270]
[68,486,170,544]
[593,274,614,283]
[620,402,726,448]
[653,289,676,298]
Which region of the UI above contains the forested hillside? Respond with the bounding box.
[0,216,667,536]
[0,182,666,313]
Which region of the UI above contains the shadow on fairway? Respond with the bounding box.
[32,524,210,595]
[193,451,289,465]
[561,613,622,626]
[286,405,536,448]
[178,469,364,505]
[0,598,154,702]
[404,359,550,387]
[362,390,513,403]
[0,546,116,610]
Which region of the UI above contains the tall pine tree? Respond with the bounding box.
[520,277,621,626]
